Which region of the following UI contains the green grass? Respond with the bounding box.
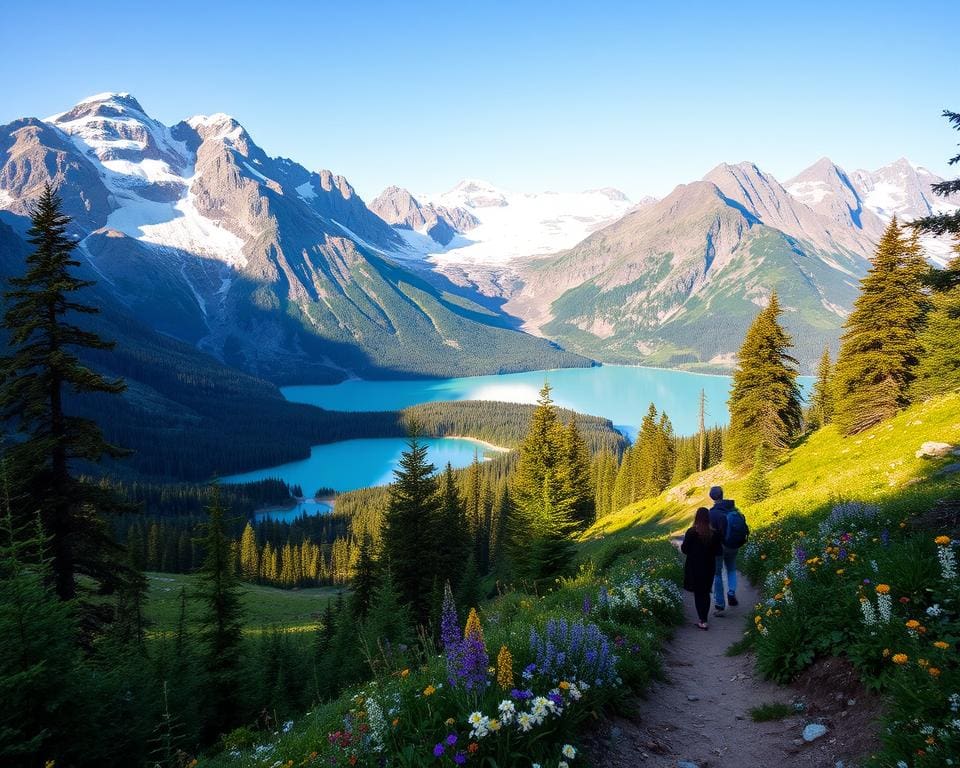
[749,702,794,722]
[145,572,340,634]
[580,392,960,552]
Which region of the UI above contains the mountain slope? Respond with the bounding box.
[583,392,960,545]
[0,93,587,382]
[509,174,865,371]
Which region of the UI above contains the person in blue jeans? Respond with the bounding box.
[708,486,739,612]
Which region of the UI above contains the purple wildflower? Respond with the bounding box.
[454,753,466,765]
[453,634,489,692]
[880,529,890,547]
[794,546,807,565]
[582,595,592,614]
[445,734,457,746]
[548,691,564,708]
[440,583,460,651]
[433,744,445,758]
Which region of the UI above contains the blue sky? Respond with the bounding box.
[2,0,957,200]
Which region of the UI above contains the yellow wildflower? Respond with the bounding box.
[464,608,484,642]
[400,668,410,678]
[936,535,951,546]
[906,620,921,630]
[836,568,845,575]
[559,680,570,690]
[496,645,514,690]
[892,653,908,665]
[882,648,891,657]
[875,584,891,595]
[929,667,941,678]
[918,658,928,668]
[423,685,436,697]
[933,641,950,650]
[445,717,456,726]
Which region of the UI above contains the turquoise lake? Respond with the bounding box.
[282,365,800,439]
[254,499,334,523]
[227,365,813,499]
[224,437,506,495]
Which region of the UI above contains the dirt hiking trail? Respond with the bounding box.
[592,579,880,768]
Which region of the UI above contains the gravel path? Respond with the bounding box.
[593,578,875,767]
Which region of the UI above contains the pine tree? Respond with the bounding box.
[0,184,130,600]
[239,522,258,581]
[362,568,413,671]
[350,532,379,620]
[558,418,594,528]
[727,291,803,465]
[743,444,772,504]
[834,220,929,434]
[436,464,471,589]
[591,451,618,518]
[0,500,79,762]
[912,239,960,399]
[509,384,576,582]
[698,389,707,472]
[807,347,835,430]
[196,485,245,738]
[909,110,960,237]
[651,411,676,492]
[381,436,441,625]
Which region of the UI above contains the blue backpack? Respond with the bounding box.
[724,508,749,548]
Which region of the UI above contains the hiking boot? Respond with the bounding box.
[727,593,739,607]
[714,604,725,616]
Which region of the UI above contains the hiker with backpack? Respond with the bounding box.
[681,507,723,630]
[707,486,749,613]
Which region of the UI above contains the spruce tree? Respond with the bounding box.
[0,184,129,600]
[807,348,835,430]
[743,444,772,504]
[0,503,79,763]
[436,464,471,589]
[361,568,413,674]
[910,110,960,237]
[381,435,440,625]
[727,291,803,465]
[834,219,928,434]
[912,239,960,398]
[196,485,245,739]
[558,418,594,528]
[509,384,576,582]
[350,531,379,620]
[239,522,258,581]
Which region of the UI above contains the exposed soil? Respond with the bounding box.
[587,581,882,767]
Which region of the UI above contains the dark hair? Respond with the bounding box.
[709,486,724,501]
[694,507,711,541]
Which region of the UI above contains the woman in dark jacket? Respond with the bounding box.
[681,507,723,629]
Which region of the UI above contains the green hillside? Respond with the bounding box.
[582,392,960,549]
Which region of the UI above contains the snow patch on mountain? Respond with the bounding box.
[45,94,247,268]
[396,181,635,265]
[296,181,316,200]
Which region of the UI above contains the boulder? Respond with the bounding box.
[916,442,955,459]
[802,723,828,742]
